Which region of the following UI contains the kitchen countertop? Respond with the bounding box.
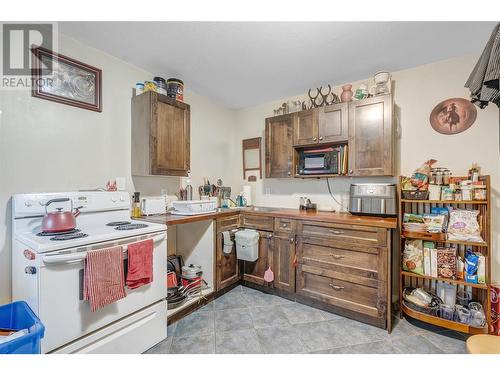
[139,207,398,229]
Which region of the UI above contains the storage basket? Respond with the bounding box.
[402,190,429,200]
[0,301,45,354]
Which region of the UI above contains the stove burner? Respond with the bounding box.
[50,232,88,241]
[106,221,132,227]
[37,229,81,237]
[114,223,148,231]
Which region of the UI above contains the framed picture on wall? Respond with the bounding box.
[31,46,102,112]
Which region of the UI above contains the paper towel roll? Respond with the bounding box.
[222,231,233,254]
[242,185,252,206]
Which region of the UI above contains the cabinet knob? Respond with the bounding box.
[313,137,317,142]
[268,234,273,239]
[329,284,345,291]
[349,170,353,174]
[319,136,323,141]
[287,171,291,176]
[290,237,295,243]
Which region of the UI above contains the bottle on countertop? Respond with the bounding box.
[185,180,193,201]
[132,192,141,218]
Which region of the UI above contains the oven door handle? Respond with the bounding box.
[42,232,166,265]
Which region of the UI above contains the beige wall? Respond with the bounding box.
[232,53,500,283]
[0,34,237,304]
[1,36,498,306]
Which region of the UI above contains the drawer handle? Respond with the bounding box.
[282,223,288,228]
[329,254,344,259]
[329,284,345,291]
[268,234,273,239]
[330,230,344,235]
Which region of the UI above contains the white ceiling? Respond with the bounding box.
[60,22,496,108]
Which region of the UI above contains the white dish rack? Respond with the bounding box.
[172,200,217,216]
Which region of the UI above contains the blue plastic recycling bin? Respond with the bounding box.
[0,301,45,354]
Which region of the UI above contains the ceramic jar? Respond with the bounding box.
[341,84,353,102]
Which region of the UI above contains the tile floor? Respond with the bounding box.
[145,285,468,354]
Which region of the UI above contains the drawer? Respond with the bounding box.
[217,214,239,232]
[274,217,296,233]
[296,264,381,318]
[298,242,380,277]
[240,214,274,231]
[300,221,386,247]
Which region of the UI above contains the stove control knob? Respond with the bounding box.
[24,200,34,207]
[25,266,37,275]
[111,197,117,202]
[39,200,47,206]
[120,196,125,202]
[23,249,36,260]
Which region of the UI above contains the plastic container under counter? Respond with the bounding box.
[235,229,259,262]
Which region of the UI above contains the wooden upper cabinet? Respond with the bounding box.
[131,91,190,177]
[348,94,394,177]
[318,103,348,143]
[265,114,294,178]
[294,109,318,146]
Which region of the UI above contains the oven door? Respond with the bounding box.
[38,231,167,353]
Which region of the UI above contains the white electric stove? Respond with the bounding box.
[11,191,168,354]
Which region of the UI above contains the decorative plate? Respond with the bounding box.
[429,98,477,135]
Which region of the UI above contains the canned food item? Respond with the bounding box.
[443,170,452,185]
[167,78,184,101]
[153,76,167,95]
[144,81,157,93]
[135,82,144,95]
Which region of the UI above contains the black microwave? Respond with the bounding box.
[297,147,338,175]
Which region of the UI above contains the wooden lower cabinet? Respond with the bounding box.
[241,231,273,286]
[296,223,390,330]
[273,233,296,293]
[215,212,392,331]
[216,215,240,291]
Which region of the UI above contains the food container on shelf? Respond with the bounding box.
[473,185,487,200]
[461,186,473,201]
[455,306,471,324]
[439,304,455,320]
[428,185,441,200]
[457,289,472,306]
[437,282,457,306]
[172,200,217,215]
[469,302,486,327]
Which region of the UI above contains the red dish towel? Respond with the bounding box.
[126,239,154,289]
[83,246,126,312]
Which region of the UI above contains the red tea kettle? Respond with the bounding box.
[41,198,81,233]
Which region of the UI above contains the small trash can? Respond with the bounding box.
[235,229,260,262]
[0,301,45,354]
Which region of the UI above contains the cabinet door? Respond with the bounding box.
[216,231,240,291]
[242,231,273,286]
[265,114,294,178]
[151,99,190,176]
[348,95,393,176]
[318,103,348,143]
[273,234,296,293]
[294,109,319,146]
